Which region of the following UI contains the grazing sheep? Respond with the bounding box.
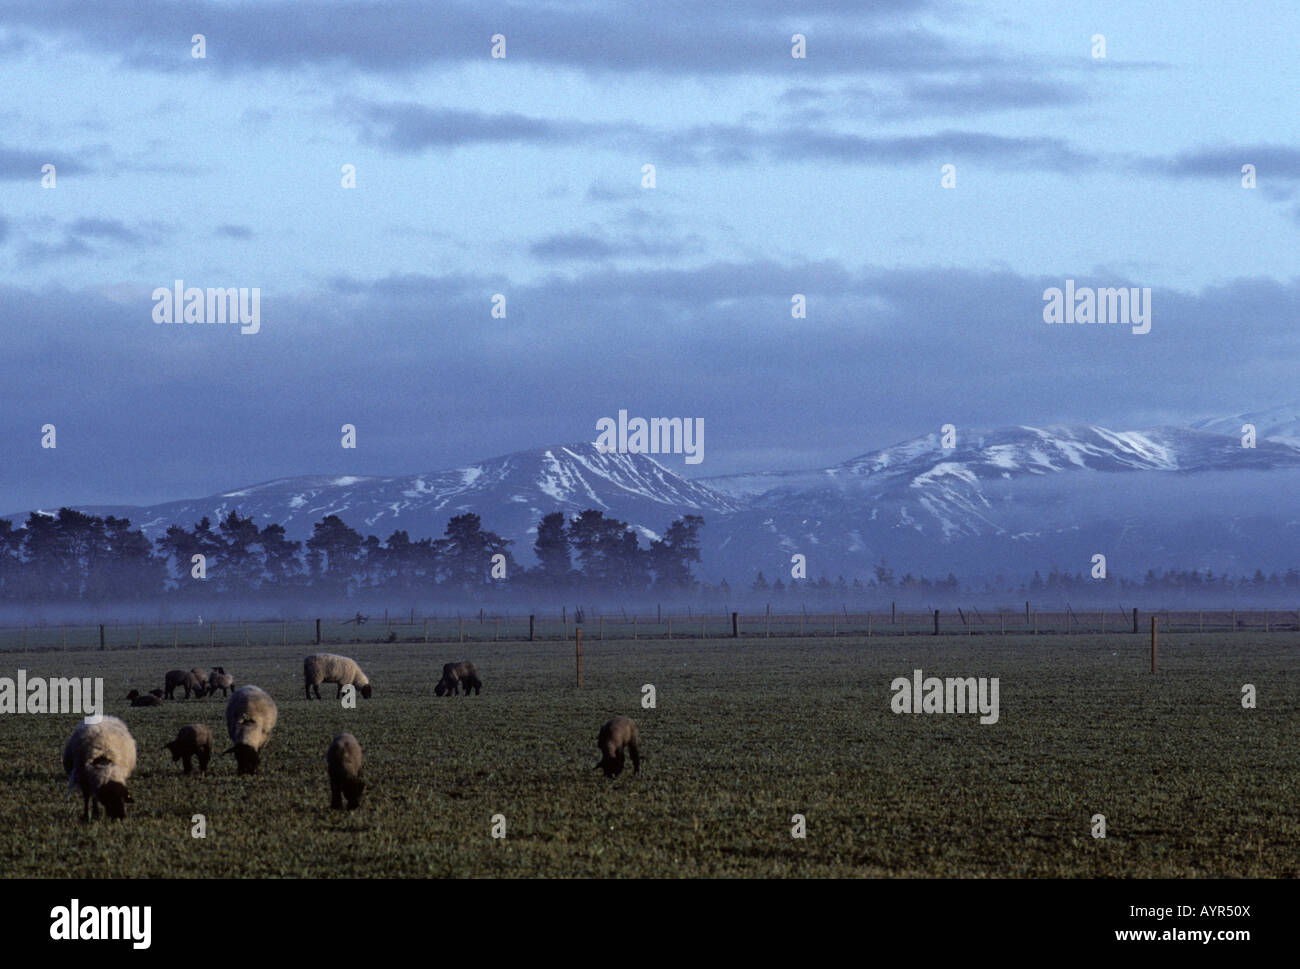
[164,724,213,774]
[434,661,482,696]
[303,653,372,700]
[126,689,163,707]
[189,668,208,696]
[62,716,137,821]
[595,717,640,778]
[206,670,234,698]
[326,733,365,810]
[223,686,278,775]
[164,669,206,700]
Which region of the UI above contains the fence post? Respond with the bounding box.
[701,618,706,640]
[244,621,249,647]
[901,611,905,636]
[633,616,637,640]
[667,616,672,639]
[137,624,141,648]
[575,626,583,687]
[424,618,429,643]
[933,610,939,635]
[1132,608,1138,634]
[282,620,286,645]
[529,615,535,642]
[173,625,178,648]
[210,623,214,647]
[1032,612,1037,635]
[315,618,321,644]
[1025,601,1030,625]
[866,611,871,638]
[1151,616,1158,673]
[99,624,105,651]
[891,601,896,624]
[1264,612,1269,633]
[799,613,804,637]
[459,618,464,643]
[732,612,739,638]
[1198,610,1202,634]
[600,616,604,641]
[1231,608,1236,630]
[832,613,836,637]
[63,625,67,649]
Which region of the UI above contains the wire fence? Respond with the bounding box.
[0,606,1296,651]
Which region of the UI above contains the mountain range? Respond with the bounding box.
[13,405,1300,585]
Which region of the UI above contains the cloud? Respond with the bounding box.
[0,145,91,180]
[69,217,141,243]
[1152,145,1300,181]
[216,224,254,239]
[0,0,995,79]
[529,231,696,261]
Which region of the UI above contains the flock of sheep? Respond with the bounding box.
[62,652,642,821]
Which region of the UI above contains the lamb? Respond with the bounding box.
[206,669,234,698]
[189,668,209,696]
[62,715,137,821]
[303,653,372,700]
[595,716,640,778]
[223,686,278,775]
[164,669,206,700]
[164,724,213,774]
[434,660,482,696]
[126,689,163,707]
[326,733,365,810]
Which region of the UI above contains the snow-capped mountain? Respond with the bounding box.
[697,424,1300,582]
[11,420,1300,583]
[1191,401,1300,448]
[60,443,742,553]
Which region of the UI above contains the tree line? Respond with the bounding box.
[0,508,704,605]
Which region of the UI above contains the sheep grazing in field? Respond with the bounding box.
[126,689,163,707]
[595,717,640,779]
[63,715,137,821]
[434,660,482,696]
[326,733,365,810]
[223,686,278,775]
[164,669,206,700]
[303,653,372,701]
[164,724,213,775]
[206,669,234,698]
[189,669,209,696]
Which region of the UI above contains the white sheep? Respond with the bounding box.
[223,685,278,774]
[326,733,365,810]
[62,716,137,821]
[303,653,372,700]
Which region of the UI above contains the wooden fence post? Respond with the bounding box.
[732,612,739,638]
[633,616,637,640]
[933,610,939,635]
[575,627,583,687]
[529,615,535,642]
[866,612,871,638]
[1132,608,1138,634]
[459,617,464,643]
[1151,616,1158,673]
[99,624,105,651]
[315,618,321,644]
[424,618,429,643]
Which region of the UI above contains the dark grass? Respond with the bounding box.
[0,633,1295,877]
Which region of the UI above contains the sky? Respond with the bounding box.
[1,0,1297,509]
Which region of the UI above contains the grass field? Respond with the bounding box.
[0,633,1296,877]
